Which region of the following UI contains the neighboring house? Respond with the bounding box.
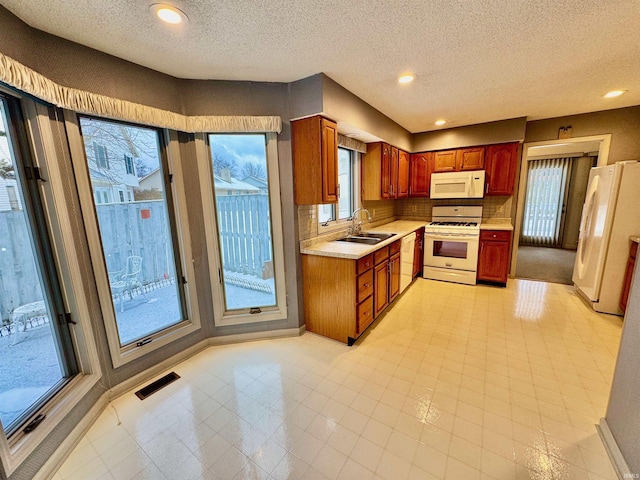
[214,168,261,195]
[138,168,163,192]
[0,176,22,211]
[242,174,268,193]
[86,140,141,203]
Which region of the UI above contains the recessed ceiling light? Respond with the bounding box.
[435,119,446,126]
[150,4,188,24]
[604,90,626,98]
[398,74,416,84]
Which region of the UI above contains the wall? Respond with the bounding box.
[412,117,527,152]
[562,156,593,249]
[524,106,640,163]
[605,258,640,474]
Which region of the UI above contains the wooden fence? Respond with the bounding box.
[216,194,272,278]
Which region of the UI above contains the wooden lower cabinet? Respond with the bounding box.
[477,230,512,285]
[302,239,405,345]
[620,241,638,313]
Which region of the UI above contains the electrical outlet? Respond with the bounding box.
[411,205,417,213]
[372,209,376,218]
[496,205,504,214]
[307,218,313,231]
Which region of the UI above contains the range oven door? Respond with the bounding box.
[424,233,479,272]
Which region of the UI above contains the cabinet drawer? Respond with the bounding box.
[357,269,374,303]
[357,296,374,334]
[480,230,511,242]
[389,240,401,256]
[374,246,389,265]
[357,253,374,274]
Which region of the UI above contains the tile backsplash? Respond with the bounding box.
[297,195,512,241]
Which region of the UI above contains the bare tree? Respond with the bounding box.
[242,162,266,179]
[212,152,239,178]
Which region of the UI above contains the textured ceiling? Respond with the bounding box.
[2,0,639,133]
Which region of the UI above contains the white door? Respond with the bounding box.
[572,165,618,300]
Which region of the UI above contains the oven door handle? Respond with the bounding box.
[425,233,479,240]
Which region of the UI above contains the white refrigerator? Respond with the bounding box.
[573,161,640,315]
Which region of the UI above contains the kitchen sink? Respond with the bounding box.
[336,236,382,245]
[358,232,396,240]
[335,232,396,245]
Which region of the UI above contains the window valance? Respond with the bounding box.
[0,53,281,133]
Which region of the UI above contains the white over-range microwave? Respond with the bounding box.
[430,170,486,199]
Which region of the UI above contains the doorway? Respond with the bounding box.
[512,136,611,284]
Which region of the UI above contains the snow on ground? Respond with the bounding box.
[0,278,274,429]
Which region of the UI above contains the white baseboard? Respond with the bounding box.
[33,396,108,480]
[36,325,304,479]
[597,418,633,480]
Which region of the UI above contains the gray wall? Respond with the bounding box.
[605,258,640,473]
[525,106,640,164]
[562,156,593,250]
[412,117,527,152]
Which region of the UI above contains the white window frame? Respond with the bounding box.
[0,96,101,476]
[198,132,287,326]
[318,149,361,234]
[64,116,200,367]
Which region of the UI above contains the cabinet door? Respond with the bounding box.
[478,232,511,283]
[485,142,519,196]
[620,242,637,312]
[321,117,339,203]
[413,228,424,277]
[380,143,392,198]
[456,147,485,171]
[388,253,401,302]
[433,150,457,172]
[374,261,389,317]
[397,150,410,198]
[389,146,399,198]
[409,153,431,197]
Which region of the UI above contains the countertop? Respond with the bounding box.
[300,220,426,259]
[479,219,513,231]
[630,236,640,244]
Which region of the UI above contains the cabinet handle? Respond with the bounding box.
[492,234,497,238]
[364,283,370,288]
[337,184,341,198]
[486,183,489,193]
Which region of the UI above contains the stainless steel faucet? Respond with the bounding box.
[350,207,372,235]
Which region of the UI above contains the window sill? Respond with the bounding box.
[1,372,102,476]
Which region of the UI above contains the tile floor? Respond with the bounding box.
[52,278,623,480]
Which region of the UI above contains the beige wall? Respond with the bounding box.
[412,117,527,152]
[525,106,640,163]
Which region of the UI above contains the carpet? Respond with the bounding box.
[516,246,576,285]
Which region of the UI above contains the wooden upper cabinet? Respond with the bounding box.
[363,142,405,200]
[380,143,392,198]
[485,142,519,196]
[291,115,338,205]
[456,147,485,170]
[390,147,399,197]
[397,150,410,198]
[409,152,431,197]
[433,150,458,173]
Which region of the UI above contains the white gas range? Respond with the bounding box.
[423,206,482,285]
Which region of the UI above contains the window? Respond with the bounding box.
[94,143,108,169]
[71,117,199,365]
[318,147,356,225]
[203,133,287,324]
[0,96,78,436]
[124,154,135,175]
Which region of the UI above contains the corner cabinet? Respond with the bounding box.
[477,230,512,285]
[362,142,410,200]
[292,115,338,205]
[485,142,519,196]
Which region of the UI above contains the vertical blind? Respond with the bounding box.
[521,157,572,247]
